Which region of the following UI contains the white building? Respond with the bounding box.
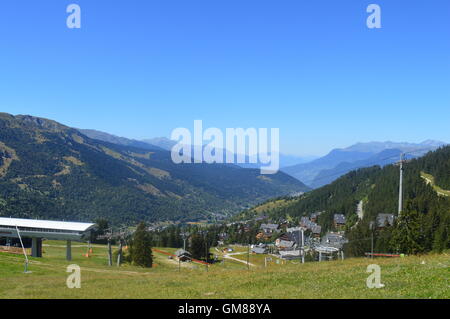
[0,217,94,259]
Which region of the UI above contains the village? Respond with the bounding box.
[164,211,397,267]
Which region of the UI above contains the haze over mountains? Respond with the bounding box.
[281,141,448,188]
[0,113,308,224]
[79,129,317,169]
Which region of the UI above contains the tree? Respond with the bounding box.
[130,222,153,267]
[90,218,109,244]
[344,222,371,257]
[190,234,205,260]
[374,224,394,253]
[432,211,449,252]
[391,208,425,255]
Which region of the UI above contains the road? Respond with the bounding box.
[215,248,256,267]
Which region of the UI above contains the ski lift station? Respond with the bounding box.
[0,217,94,260]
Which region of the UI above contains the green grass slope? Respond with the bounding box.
[0,242,448,299]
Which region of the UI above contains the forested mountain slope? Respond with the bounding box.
[239,146,450,255]
[0,113,308,224]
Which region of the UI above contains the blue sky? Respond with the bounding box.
[0,0,449,156]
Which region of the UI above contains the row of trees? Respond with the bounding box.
[92,220,153,268]
[149,222,265,260]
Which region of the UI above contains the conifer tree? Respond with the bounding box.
[190,234,205,260]
[130,222,153,268]
[391,208,425,255]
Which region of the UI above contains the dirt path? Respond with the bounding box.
[420,172,450,197]
[223,253,256,267]
[214,247,256,267]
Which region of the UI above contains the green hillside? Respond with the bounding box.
[238,146,450,255]
[0,113,308,224]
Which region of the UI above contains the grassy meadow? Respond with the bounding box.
[0,241,448,299]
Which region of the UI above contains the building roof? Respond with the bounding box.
[334,214,346,224]
[286,226,302,233]
[251,247,267,254]
[0,217,94,232]
[260,223,279,230]
[310,211,323,219]
[276,239,295,248]
[284,231,303,245]
[376,214,395,227]
[175,249,191,257]
[311,225,322,234]
[301,217,323,233]
[322,232,348,248]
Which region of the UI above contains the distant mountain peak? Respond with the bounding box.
[343,140,446,154]
[1,113,69,132]
[77,128,165,151]
[142,137,176,151]
[282,139,446,188]
[420,140,447,147]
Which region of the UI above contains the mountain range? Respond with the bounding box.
[0,113,308,225]
[79,129,316,169]
[281,140,448,188]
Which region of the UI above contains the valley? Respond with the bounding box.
[0,113,308,225]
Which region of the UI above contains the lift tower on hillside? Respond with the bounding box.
[397,153,406,215]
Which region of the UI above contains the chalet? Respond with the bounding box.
[300,217,318,230]
[275,231,302,248]
[285,228,304,246]
[256,231,266,240]
[311,225,322,237]
[333,214,346,228]
[300,217,311,228]
[322,232,348,249]
[260,223,279,234]
[376,214,395,229]
[256,229,275,240]
[286,226,301,233]
[299,217,322,238]
[251,244,267,254]
[277,233,290,241]
[175,249,192,262]
[258,223,280,238]
[275,239,295,250]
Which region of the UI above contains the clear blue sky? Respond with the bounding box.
[0,0,449,156]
